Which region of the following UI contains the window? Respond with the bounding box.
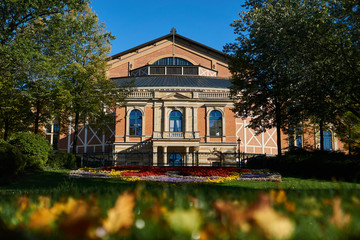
[209,110,222,136]
[45,122,59,150]
[169,110,182,132]
[288,127,302,149]
[323,130,332,151]
[153,57,193,66]
[295,127,302,148]
[295,135,302,148]
[129,110,142,136]
[288,136,295,148]
[169,153,182,166]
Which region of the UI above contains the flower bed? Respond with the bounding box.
[69,166,281,183]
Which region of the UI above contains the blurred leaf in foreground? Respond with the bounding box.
[215,193,294,239]
[330,196,351,229]
[166,208,202,234]
[103,190,136,234]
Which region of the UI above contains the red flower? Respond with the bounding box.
[101,166,256,177]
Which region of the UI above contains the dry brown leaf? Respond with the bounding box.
[251,194,294,239]
[144,199,167,221]
[214,200,246,227]
[330,196,351,229]
[270,190,296,212]
[38,196,51,209]
[199,223,217,240]
[17,196,30,211]
[285,202,296,212]
[215,194,294,239]
[276,190,287,204]
[253,206,294,239]
[103,190,136,234]
[28,207,57,232]
[58,198,101,239]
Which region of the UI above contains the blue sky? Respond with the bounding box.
[90,0,246,56]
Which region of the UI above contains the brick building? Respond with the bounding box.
[56,30,344,165]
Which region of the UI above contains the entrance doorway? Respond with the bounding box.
[169,153,182,166]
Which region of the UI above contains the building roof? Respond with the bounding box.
[112,75,232,89]
[110,33,228,60]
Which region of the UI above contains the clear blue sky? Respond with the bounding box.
[90,0,246,56]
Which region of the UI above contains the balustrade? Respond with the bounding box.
[153,131,199,139]
[127,91,153,98]
[198,92,230,99]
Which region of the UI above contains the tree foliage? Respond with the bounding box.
[0,0,87,140]
[227,0,360,153]
[0,1,124,154]
[52,5,120,154]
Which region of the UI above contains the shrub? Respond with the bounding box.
[9,133,52,169]
[264,149,360,181]
[47,152,77,169]
[0,141,26,175]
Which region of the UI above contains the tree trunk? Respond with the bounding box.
[275,102,282,157]
[4,119,9,141]
[72,111,80,155]
[319,120,324,151]
[34,100,40,134]
[348,126,352,155]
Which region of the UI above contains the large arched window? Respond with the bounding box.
[129,110,142,136]
[209,110,222,136]
[152,57,193,66]
[169,110,182,132]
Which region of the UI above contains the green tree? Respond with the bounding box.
[53,5,123,154]
[0,0,87,140]
[225,0,305,156]
[227,0,360,153]
[19,17,71,135]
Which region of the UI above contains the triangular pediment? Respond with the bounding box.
[110,33,227,60]
[161,92,191,100]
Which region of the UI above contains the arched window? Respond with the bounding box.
[323,130,332,151]
[209,110,222,136]
[152,57,193,66]
[129,110,142,136]
[169,110,182,132]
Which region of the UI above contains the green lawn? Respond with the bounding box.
[1,170,360,239]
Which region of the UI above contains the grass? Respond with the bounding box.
[1,169,360,239]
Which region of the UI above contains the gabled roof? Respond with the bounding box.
[110,33,227,60]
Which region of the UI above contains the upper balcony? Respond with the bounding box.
[152,131,200,140]
[130,65,217,77]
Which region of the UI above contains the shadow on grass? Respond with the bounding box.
[2,169,360,201]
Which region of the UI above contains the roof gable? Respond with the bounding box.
[110,33,227,60]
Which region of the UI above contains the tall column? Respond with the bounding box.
[163,106,168,133]
[185,107,190,132]
[154,104,161,132]
[163,146,168,166]
[125,107,129,142]
[185,147,189,166]
[193,107,198,138]
[153,146,158,166]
